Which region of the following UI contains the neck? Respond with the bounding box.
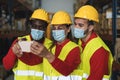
[57,39,67,45]
[35,37,45,43]
[82,31,92,42]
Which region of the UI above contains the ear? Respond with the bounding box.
[89,25,94,32]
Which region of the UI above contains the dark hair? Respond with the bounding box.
[30,19,48,28]
[88,20,94,26]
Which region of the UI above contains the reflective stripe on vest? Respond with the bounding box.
[44,75,82,80]
[83,73,88,79]
[70,69,83,80]
[14,35,52,80]
[102,75,110,80]
[13,59,44,80]
[102,78,109,80]
[14,70,43,76]
[44,41,81,80]
[82,73,110,80]
[79,36,113,80]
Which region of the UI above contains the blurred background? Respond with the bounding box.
[0,0,120,80]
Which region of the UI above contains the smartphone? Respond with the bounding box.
[18,41,33,52]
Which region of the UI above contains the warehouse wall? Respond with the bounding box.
[41,0,75,20]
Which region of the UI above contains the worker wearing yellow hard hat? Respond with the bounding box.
[71,5,113,80]
[51,11,72,24]
[30,8,49,22]
[3,8,52,80]
[31,10,81,80]
[74,5,99,22]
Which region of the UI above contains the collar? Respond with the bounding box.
[56,39,70,47]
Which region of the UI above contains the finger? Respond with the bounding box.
[30,46,43,56]
[31,44,39,51]
[13,43,21,54]
[31,42,43,51]
[12,44,18,53]
[31,46,42,54]
[30,44,40,54]
[32,41,43,48]
[30,47,37,54]
[16,43,21,50]
[17,52,23,57]
[32,41,40,47]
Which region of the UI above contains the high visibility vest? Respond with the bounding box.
[43,41,82,80]
[78,36,113,80]
[13,35,52,80]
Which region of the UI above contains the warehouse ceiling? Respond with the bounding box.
[0,0,113,10]
[85,0,112,8]
[0,0,119,13]
[0,0,33,11]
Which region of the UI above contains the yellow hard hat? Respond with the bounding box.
[51,11,72,25]
[74,5,99,22]
[30,9,49,23]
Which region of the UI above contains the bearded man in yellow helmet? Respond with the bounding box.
[71,5,113,80]
[31,11,81,80]
[2,8,52,80]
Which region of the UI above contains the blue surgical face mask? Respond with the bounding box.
[73,28,86,39]
[52,30,66,42]
[31,29,44,40]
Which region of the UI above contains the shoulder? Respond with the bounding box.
[93,47,109,58]
[67,41,79,47]
[44,38,52,44]
[44,38,52,49]
[67,41,81,52]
